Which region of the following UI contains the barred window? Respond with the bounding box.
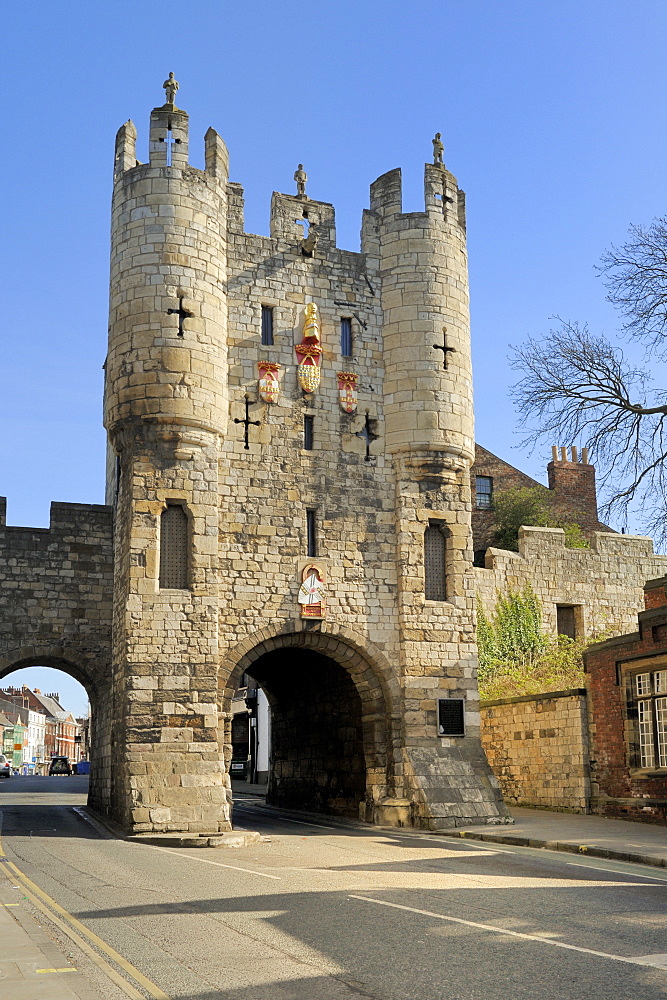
[475,476,493,509]
[424,522,447,601]
[159,504,189,589]
[634,671,667,768]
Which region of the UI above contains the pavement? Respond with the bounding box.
[233,779,667,868]
[0,880,100,1000]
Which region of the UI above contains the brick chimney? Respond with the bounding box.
[547,446,601,534]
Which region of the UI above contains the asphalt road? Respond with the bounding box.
[1,776,667,1000]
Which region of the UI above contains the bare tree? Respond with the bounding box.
[511,217,667,541]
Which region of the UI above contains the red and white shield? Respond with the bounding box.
[258,362,281,403]
[337,372,358,413]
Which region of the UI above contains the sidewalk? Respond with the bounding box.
[443,807,667,869]
[0,870,101,1000]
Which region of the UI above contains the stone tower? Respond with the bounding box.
[105,93,232,831]
[103,82,507,834]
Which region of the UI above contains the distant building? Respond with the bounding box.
[0,687,81,763]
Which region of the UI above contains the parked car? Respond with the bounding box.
[48,756,72,776]
[0,755,11,778]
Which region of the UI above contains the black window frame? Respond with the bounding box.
[475,475,493,509]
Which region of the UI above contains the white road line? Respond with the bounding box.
[136,842,281,879]
[234,807,338,832]
[349,895,667,968]
[566,861,667,882]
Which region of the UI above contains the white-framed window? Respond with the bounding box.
[634,671,667,768]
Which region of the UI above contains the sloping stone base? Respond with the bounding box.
[405,744,511,829]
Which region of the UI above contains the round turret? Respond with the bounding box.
[104,101,229,452]
[370,161,473,472]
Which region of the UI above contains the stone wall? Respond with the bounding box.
[475,525,667,638]
[0,498,114,815]
[480,689,590,811]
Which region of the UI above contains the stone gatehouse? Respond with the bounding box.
[0,82,513,834]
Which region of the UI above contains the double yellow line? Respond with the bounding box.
[1,847,170,1000]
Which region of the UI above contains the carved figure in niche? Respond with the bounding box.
[295,303,322,393]
[337,372,358,413]
[294,163,308,198]
[163,72,179,106]
[298,564,326,619]
[432,132,444,165]
[258,362,281,403]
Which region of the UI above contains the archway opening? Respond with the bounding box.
[0,665,90,774]
[245,647,367,818]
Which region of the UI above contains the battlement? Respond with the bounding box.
[475,526,667,640]
[368,164,466,231]
[0,499,113,545]
[114,107,228,182]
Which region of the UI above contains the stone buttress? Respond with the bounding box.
[105,101,232,831]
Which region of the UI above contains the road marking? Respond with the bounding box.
[2,902,19,906]
[3,860,170,999]
[567,862,667,882]
[137,842,281,879]
[37,967,77,973]
[234,806,338,831]
[349,895,667,968]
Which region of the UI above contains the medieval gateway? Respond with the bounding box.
[1,81,665,835]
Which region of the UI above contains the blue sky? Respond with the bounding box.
[2,1,666,711]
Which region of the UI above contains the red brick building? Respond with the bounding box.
[471,444,611,561]
[584,576,667,823]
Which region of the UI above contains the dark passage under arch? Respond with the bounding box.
[245,647,367,817]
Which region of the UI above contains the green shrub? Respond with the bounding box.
[477,584,594,700]
[491,485,589,551]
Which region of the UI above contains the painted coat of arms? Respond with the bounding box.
[337,372,358,413]
[298,564,326,619]
[295,303,322,393]
[258,362,281,403]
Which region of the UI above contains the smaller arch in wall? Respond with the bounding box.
[0,646,113,819]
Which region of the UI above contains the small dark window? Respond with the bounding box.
[304,416,314,450]
[424,521,447,601]
[261,306,274,346]
[306,509,317,557]
[438,698,465,736]
[475,476,493,509]
[556,605,576,640]
[159,504,189,589]
[473,549,487,568]
[340,317,353,357]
